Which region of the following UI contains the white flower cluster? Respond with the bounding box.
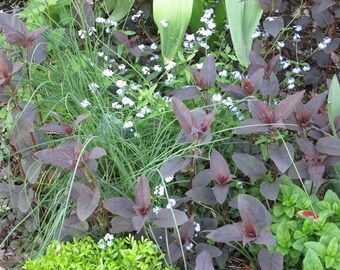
[98,233,114,249]
[131,10,143,22]
[287,77,295,90]
[318,37,332,49]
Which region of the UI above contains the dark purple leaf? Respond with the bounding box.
[201,54,216,89]
[110,216,134,233]
[248,51,267,75]
[263,16,284,37]
[232,153,267,180]
[34,148,74,171]
[242,217,257,245]
[207,222,243,243]
[155,209,188,228]
[195,251,214,270]
[160,157,190,178]
[192,169,213,187]
[168,242,183,263]
[254,230,277,246]
[171,97,197,137]
[0,13,28,44]
[72,114,90,129]
[210,149,233,185]
[27,33,48,63]
[219,83,245,99]
[308,164,325,189]
[186,187,217,205]
[170,87,202,100]
[132,214,148,232]
[41,123,67,134]
[134,174,151,215]
[288,160,309,179]
[88,147,106,159]
[179,218,195,242]
[261,72,279,97]
[305,91,328,115]
[259,0,282,12]
[112,30,130,46]
[315,50,329,68]
[76,186,100,221]
[249,68,265,93]
[274,91,305,121]
[200,111,216,133]
[296,138,316,159]
[324,37,340,54]
[23,156,42,184]
[25,217,37,233]
[195,243,222,258]
[233,118,269,134]
[18,187,33,213]
[316,137,340,155]
[72,0,94,27]
[260,179,282,200]
[190,67,205,89]
[312,5,334,27]
[103,197,136,217]
[268,142,294,173]
[318,0,337,13]
[238,194,272,230]
[213,184,229,204]
[258,248,283,270]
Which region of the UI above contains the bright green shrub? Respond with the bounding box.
[23,235,174,270]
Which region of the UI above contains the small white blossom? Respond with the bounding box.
[104,233,114,241]
[118,64,126,70]
[194,222,201,232]
[293,33,301,42]
[152,206,161,214]
[78,30,86,39]
[164,175,174,183]
[212,94,222,102]
[131,10,143,22]
[153,92,160,99]
[165,74,174,84]
[88,27,96,36]
[232,71,241,80]
[186,34,195,42]
[197,27,212,37]
[219,70,228,77]
[165,61,176,71]
[154,184,165,196]
[96,17,106,23]
[153,65,162,72]
[266,16,275,21]
[207,20,216,29]
[142,66,150,75]
[131,83,141,90]
[252,31,262,38]
[80,99,91,108]
[150,43,158,50]
[186,242,194,251]
[222,97,234,107]
[166,198,176,209]
[224,23,230,30]
[303,66,310,71]
[98,51,104,57]
[88,83,99,93]
[199,42,209,49]
[116,80,127,88]
[287,83,295,90]
[134,132,140,138]
[122,96,135,106]
[116,89,125,96]
[292,67,301,74]
[277,41,285,48]
[237,180,243,189]
[138,44,145,51]
[288,78,295,84]
[293,25,302,32]
[106,241,113,247]
[98,239,106,249]
[106,18,117,26]
[196,63,203,70]
[150,55,159,61]
[160,19,169,27]
[103,69,113,77]
[123,121,133,129]
[318,37,332,49]
[112,102,122,109]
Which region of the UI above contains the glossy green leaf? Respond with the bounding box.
[225,0,262,67]
[153,0,193,61]
[109,0,134,22]
[327,75,340,136]
[303,249,324,270]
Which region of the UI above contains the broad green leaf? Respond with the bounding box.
[153,0,193,61]
[327,75,340,136]
[325,256,335,269]
[303,250,324,270]
[304,241,327,258]
[109,0,134,22]
[276,219,291,249]
[327,237,338,258]
[225,0,262,67]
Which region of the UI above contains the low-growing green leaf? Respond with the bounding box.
[303,249,324,270]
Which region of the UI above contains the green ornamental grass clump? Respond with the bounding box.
[23,234,174,270]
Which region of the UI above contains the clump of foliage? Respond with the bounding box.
[23,234,173,270]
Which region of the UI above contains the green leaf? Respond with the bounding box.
[327,237,338,258]
[292,237,308,252]
[285,206,295,218]
[303,250,324,270]
[224,0,262,67]
[153,0,193,61]
[304,242,327,258]
[327,75,340,137]
[109,0,134,22]
[325,256,335,269]
[276,219,291,249]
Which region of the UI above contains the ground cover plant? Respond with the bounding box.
[0,0,339,269]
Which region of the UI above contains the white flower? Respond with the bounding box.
[237,180,243,189]
[150,43,158,50]
[142,66,150,75]
[122,96,135,106]
[318,37,332,49]
[303,66,310,71]
[165,61,176,71]
[277,41,285,48]
[287,83,295,90]
[112,102,122,109]
[131,83,141,90]
[186,242,194,251]
[153,92,160,98]
[224,23,230,30]
[219,70,228,77]
[153,65,162,72]
[118,64,126,71]
[134,132,140,138]
[116,80,127,88]
[88,83,99,93]
[164,175,174,183]
[104,233,114,241]
[106,240,113,247]
[96,17,106,23]
[236,112,245,121]
[138,44,145,51]
[136,112,145,118]
[323,37,332,44]
[103,69,113,77]
[207,20,216,29]
[78,30,86,39]
[194,222,201,232]
[165,74,174,84]
[212,94,222,102]
[281,61,291,69]
[197,27,212,37]
[186,34,195,42]
[152,206,161,214]
[288,78,295,84]
[292,67,301,74]
[232,71,241,80]
[195,63,203,70]
[98,239,106,249]
[88,27,96,36]
[80,99,91,108]
[154,184,165,196]
[131,10,143,22]
[222,97,234,107]
[123,121,133,129]
[106,18,117,26]
[266,16,275,21]
[252,31,261,38]
[293,25,302,32]
[98,51,104,57]
[116,89,125,96]
[166,198,176,209]
[200,42,209,49]
[293,33,301,42]
[104,56,109,61]
[160,19,169,27]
